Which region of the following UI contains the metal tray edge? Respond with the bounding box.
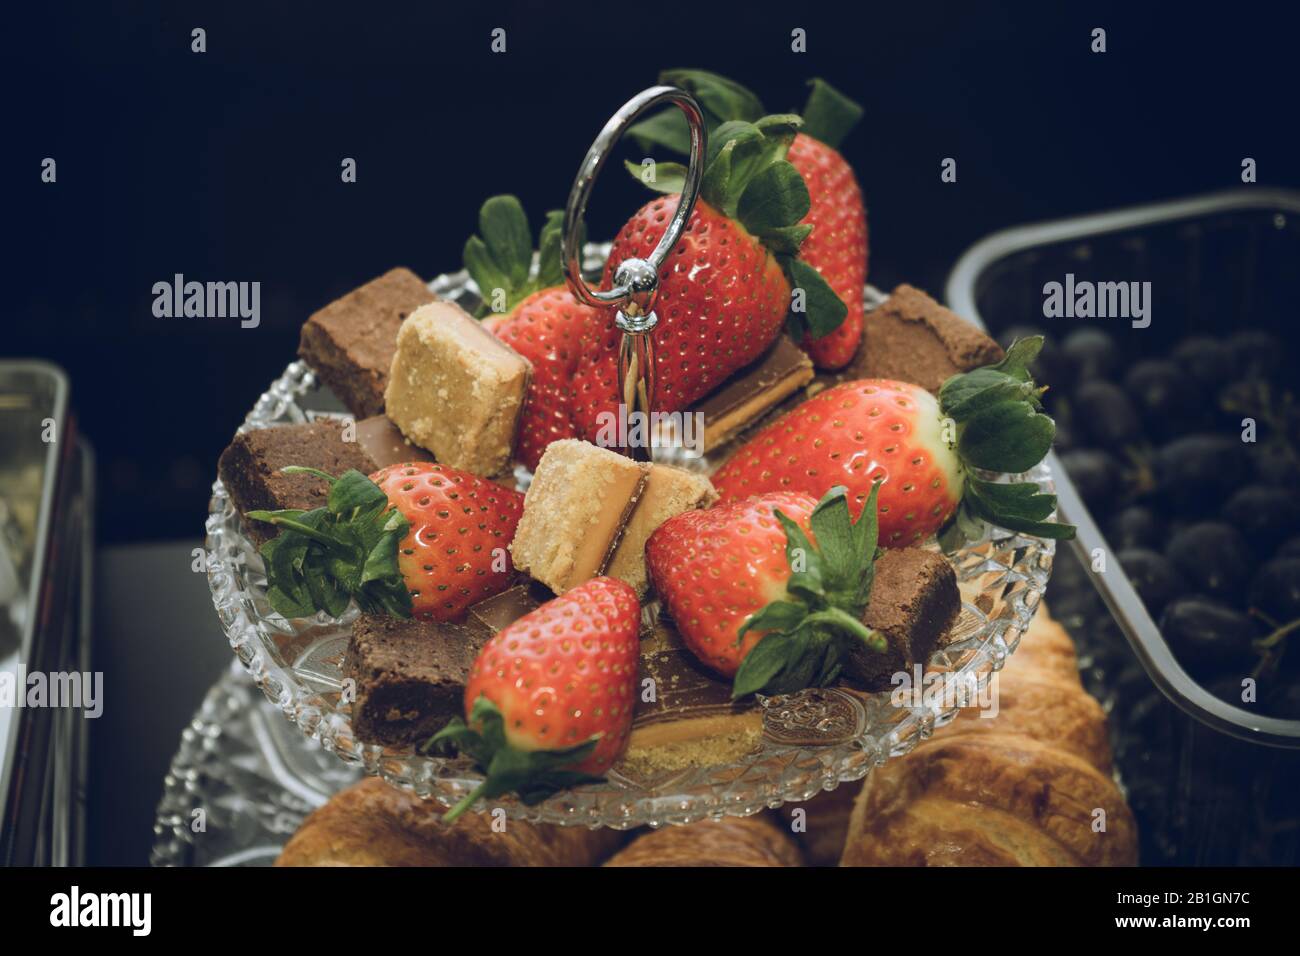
[943,189,1300,748]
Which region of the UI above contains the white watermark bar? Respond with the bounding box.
[0,667,104,718]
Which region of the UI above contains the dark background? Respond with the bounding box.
[8,0,1297,543]
[4,1,1296,864]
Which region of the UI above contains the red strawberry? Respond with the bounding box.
[372,463,524,619]
[463,196,600,469]
[429,576,640,821]
[572,197,791,433]
[788,123,866,369]
[247,462,524,622]
[710,339,1075,549]
[491,286,595,469]
[647,487,887,697]
[570,116,847,441]
[631,71,868,370]
[647,491,819,676]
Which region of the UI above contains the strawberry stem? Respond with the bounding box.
[805,607,885,652]
[441,780,490,825]
[732,484,887,697]
[243,511,344,549]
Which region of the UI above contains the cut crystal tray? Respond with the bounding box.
[151,662,359,867]
[205,253,1057,829]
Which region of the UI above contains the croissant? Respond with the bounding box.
[275,778,622,866]
[839,607,1138,866]
[604,815,803,867]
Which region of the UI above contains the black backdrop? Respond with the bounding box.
[7,1,1297,543]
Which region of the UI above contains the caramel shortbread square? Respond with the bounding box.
[606,464,717,597]
[384,301,531,476]
[510,440,650,594]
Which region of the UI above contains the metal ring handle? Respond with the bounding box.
[561,86,706,313]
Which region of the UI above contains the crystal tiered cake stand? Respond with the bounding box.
[204,264,1055,830]
[203,86,1055,829]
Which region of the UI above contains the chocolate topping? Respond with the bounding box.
[693,336,814,448]
[469,583,547,632]
[354,414,435,469]
[636,621,756,727]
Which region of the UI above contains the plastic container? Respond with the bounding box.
[946,188,1300,864]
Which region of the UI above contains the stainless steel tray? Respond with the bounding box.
[947,188,1300,748]
[0,361,72,852]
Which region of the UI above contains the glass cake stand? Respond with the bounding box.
[151,662,360,867]
[204,251,1057,829]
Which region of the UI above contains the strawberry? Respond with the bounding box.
[631,71,868,370]
[786,91,867,369]
[463,196,600,469]
[647,486,888,697]
[710,338,1076,549]
[428,576,640,821]
[569,116,847,441]
[246,462,524,622]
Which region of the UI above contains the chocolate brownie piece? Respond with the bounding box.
[846,547,960,690]
[850,284,1003,394]
[345,613,490,747]
[298,267,433,418]
[218,419,376,546]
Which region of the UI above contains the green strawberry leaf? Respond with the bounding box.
[429,697,605,822]
[730,487,888,699]
[958,402,1056,473]
[660,68,766,125]
[800,78,863,149]
[536,210,566,288]
[628,107,695,157]
[244,468,415,620]
[939,368,1042,423]
[768,629,824,694]
[626,70,765,155]
[774,507,825,600]
[324,468,389,516]
[733,630,800,699]
[699,139,736,207]
[752,113,802,150]
[786,258,849,338]
[306,553,350,619]
[990,336,1045,381]
[623,157,687,195]
[706,120,763,168]
[938,339,1075,545]
[421,716,480,758]
[809,486,856,582]
[756,224,812,257]
[737,160,810,234]
[723,121,801,212]
[463,235,511,312]
[463,196,575,316]
[968,478,1059,522]
[963,478,1075,540]
[478,195,533,291]
[850,481,883,606]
